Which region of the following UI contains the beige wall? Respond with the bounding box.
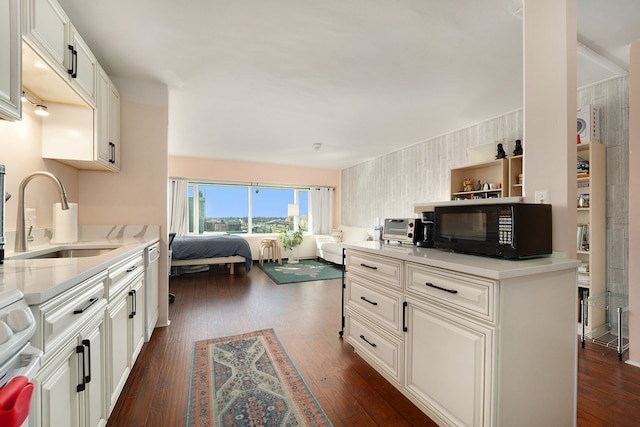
[0,108,79,232]
[629,41,640,366]
[168,155,342,227]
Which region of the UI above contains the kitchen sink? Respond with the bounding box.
[9,247,120,259]
[29,248,117,258]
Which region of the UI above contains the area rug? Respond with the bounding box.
[188,328,333,427]
[258,260,342,284]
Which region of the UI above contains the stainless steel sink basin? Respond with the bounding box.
[19,247,118,259]
[30,248,116,258]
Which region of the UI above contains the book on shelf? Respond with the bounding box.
[578,286,590,324]
[577,223,590,251]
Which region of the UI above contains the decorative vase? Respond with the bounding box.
[287,247,299,264]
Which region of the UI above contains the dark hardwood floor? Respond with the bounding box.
[106,262,640,426]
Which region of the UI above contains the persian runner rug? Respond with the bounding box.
[188,328,333,427]
[258,260,342,284]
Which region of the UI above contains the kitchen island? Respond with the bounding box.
[342,242,580,427]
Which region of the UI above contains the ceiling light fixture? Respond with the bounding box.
[22,90,50,117]
[313,142,322,150]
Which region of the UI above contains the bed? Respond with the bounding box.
[170,234,253,275]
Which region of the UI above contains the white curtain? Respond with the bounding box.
[310,187,334,235]
[169,179,189,236]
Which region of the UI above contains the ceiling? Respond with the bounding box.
[52,0,639,169]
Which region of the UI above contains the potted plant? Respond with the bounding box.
[278,229,303,263]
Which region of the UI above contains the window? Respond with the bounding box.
[187,182,308,235]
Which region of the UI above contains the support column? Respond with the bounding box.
[522,0,577,257]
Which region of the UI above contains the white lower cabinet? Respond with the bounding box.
[344,248,578,427]
[345,308,403,384]
[29,245,156,427]
[107,288,129,413]
[130,276,146,362]
[404,297,492,427]
[106,251,146,414]
[33,293,108,427]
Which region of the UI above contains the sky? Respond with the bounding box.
[191,185,309,217]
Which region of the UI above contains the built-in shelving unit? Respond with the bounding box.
[449,157,523,201]
[576,141,606,335]
[449,159,508,200]
[509,155,524,197]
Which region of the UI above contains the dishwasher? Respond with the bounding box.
[145,243,160,342]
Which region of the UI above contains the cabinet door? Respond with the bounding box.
[107,292,130,413]
[68,24,97,107]
[34,342,81,427]
[95,65,121,171]
[108,81,121,170]
[405,298,492,427]
[81,317,107,427]
[0,0,21,121]
[130,276,146,364]
[95,66,112,167]
[22,0,70,75]
[145,245,159,340]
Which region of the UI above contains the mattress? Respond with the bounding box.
[171,234,252,272]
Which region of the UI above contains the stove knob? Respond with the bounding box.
[7,308,33,332]
[0,320,13,344]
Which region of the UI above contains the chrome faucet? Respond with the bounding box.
[15,171,69,252]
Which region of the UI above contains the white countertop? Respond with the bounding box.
[342,241,580,280]
[0,225,160,305]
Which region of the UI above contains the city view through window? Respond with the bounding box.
[187,184,308,234]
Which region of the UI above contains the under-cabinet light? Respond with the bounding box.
[22,90,50,117]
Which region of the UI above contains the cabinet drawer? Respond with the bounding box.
[345,309,402,384]
[406,263,495,322]
[346,250,402,289]
[108,251,144,300]
[346,275,402,334]
[36,271,107,355]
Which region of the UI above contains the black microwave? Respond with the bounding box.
[434,203,552,259]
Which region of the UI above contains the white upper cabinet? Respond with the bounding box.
[22,0,97,107]
[0,0,22,121]
[96,64,121,171]
[21,0,121,172]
